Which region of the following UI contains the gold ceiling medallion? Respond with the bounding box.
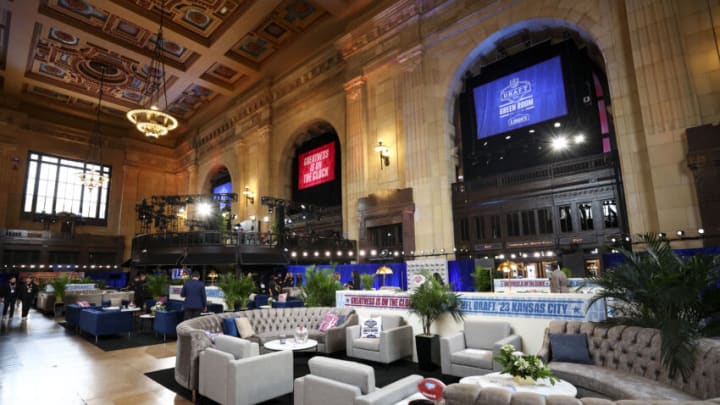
[126,0,177,138]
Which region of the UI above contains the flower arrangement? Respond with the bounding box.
[151,297,167,313]
[495,344,559,385]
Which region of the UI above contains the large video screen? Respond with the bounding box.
[473,56,567,139]
[212,181,232,209]
[298,142,336,190]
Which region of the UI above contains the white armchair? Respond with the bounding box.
[198,335,293,405]
[294,356,423,405]
[346,314,414,364]
[440,319,522,377]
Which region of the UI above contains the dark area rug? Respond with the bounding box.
[145,353,460,404]
[58,320,176,351]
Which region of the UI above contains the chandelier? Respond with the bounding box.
[77,64,110,190]
[126,0,177,138]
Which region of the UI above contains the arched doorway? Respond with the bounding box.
[450,23,627,278]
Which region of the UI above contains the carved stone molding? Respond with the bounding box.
[396,44,423,72]
[343,75,366,101]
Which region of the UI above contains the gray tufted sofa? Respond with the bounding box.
[175,307,357,392]
[443,384,720,405]
[536,320,720,401]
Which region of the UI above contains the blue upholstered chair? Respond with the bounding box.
[78,309,134,343]
[153,309,184,341]
[271,297,304,308]
[64,304,85,332]
[207,303,224,313]
[246,294,269,309]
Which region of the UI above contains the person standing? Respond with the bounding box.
[132,273,148,312]
[1,276,18,321]
[550,267,569,293]
[180,271,206,320]
[19,276,39,320]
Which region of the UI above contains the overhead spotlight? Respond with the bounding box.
[302,251,308,257]
[370,249,377,256]
[676,230,685,237]
[611,237,617,243]
[505,135,511,140]
[314,251,319,257]
[291,252,297,257]
[359,250,366,256]
[624,236,631,242]
[698,228,705,235]
[348,251,354,256]
[553,121,561,128]
[658,232,666,238]
[325,251,331,257]
[336,251,343,256]
[529,129,535,133]
[574,134,585,144]
[551,136,569,151]
[197,202,213,217]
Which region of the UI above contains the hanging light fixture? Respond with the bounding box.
[126,0,178,138]
[77,64,110,190]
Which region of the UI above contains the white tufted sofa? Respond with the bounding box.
[175,307,357,392]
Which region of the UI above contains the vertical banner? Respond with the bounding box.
[298,143,335,190]
[406,258,448,290]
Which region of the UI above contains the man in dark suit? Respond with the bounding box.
[1,276,18,321]
[19,276,39,320]
[180,271,206,320]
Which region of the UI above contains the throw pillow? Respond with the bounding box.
[234,317,255,339]
[203,330,223,344]
[318,312,339,332]
[222,317,239,337]
[77,301,90,308]
[336,314,346,325]
[278,293,288,303]
[359,316,382,338]
[549,333,593,364]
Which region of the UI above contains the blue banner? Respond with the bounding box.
[474,56,567,139]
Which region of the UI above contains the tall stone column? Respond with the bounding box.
[623,0,703,236]
[397,45,455,254]
[343,76,369,241]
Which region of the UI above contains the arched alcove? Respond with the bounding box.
[447,20,627,277]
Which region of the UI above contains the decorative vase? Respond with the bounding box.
[294,325,308,343]
[512,375,536,386]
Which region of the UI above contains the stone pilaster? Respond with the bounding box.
[343,75,369,241]
[625,0,702,233]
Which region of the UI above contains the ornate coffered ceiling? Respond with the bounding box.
[0,0,376,147]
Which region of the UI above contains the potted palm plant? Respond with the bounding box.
[360,273,375,290]
[409,270,464,370]
[48,273,70,317]
[145,273,169,300]
[217,272,256,310]
[589,233,720,378]
[302,264,341,307]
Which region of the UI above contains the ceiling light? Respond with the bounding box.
[676,230,685,237]
[698,228,705,235]
[574,134,586,144]
[551,136,569,151]
[505,135,511,140]
[529,129,535,133]
[126,0,178,138]
[553,122,561,128]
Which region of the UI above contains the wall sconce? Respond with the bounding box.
[243,185,255,205]
[374,140,390,169]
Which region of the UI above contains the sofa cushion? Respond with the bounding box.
[550,333,593,364]
[354,337,381,351]
[464,320,511,350]
[376,314,403,330]
[549,362,699,401]
[222,317,239,337]
[450,348,493,369]
[318,312,339,332]
[235,317,255,338]
[360,317,382,338]
[308,357,375,395]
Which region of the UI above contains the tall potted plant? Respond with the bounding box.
[145,273,169,300]
[360,273,375,290]
[217,272,256,311]
[589,233,720,378]
[409,271,464,370]
[471,265,492,292]
[48,273,70,316]
[302,265,341,307]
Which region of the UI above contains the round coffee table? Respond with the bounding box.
[459,372,577,397]
[264,338,318,352]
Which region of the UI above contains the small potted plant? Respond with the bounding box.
[360,273,375,290]
[409,270,464,370]
[495,343,558,385]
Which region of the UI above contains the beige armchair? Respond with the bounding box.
[198,335,293,405]
[346,314,414,364]
[294,356,423,405]
[440,319,521,377]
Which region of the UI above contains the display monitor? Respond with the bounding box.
[212,181,232,209]
[473,56,567,139]
[297,142,336,190]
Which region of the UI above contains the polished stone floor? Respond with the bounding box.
[0,307,190,405]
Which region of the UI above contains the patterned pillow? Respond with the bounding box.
[203,330,223,344]
[359,316,382,338]
[318,312,339,332]
[278,293,288,303]
[77,301,90,308]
